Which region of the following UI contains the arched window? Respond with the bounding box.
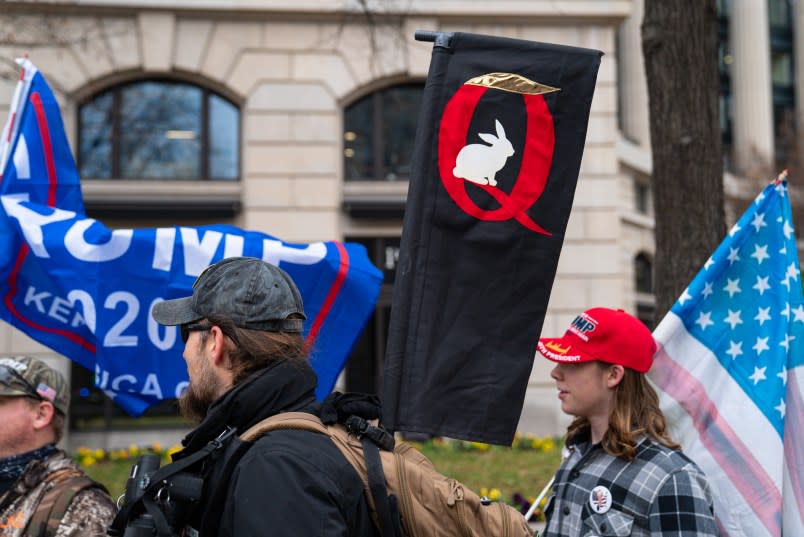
[343,83,423,182]
[78,80,239,180]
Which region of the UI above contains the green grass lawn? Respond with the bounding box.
[417,440,561,502]
[80,436,562,517]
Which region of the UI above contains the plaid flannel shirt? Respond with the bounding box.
[542,436,718,537]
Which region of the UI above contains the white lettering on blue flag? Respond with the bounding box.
[0,59,382,417]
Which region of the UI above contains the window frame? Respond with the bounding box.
[342,81,425,183]
[77,78,241,182]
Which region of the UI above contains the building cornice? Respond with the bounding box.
[1,0,633,22]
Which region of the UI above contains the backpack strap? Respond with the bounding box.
[361,437,402,537]
[240,411,329,440]
[241,412,402,537]
[25,469,107,537]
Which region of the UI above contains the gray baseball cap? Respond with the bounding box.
[152,257,306,332]
[0,356,70,414]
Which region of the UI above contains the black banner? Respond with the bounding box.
[383,32,602,445]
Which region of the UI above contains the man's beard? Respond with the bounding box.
[179,360,222,423]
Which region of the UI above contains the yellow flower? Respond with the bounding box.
[480,487,489,498]
[77,446,91,457]
[151,442,162,454]
[94,448,105,459]
[542,439,555,452]
[128,444,139,457]
[166,444,183,459]
[469,441,490,451]
[488,488,501,501]
[81,456,96,467]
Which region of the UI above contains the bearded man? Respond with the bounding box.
[133,257,377,537]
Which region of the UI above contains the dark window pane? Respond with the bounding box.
[718,40,732,77]
[343,95,375,180]
[382,85,422,181]
[79,91,113,178]
[119,82,202,179]
[768,0,791,28]
[636,303,656,330]
[774,104,795,168]
[635,253,653,294]
[343,84,423,182]
[771,51,793,87]
[635,181,650,214]
[209,94,239,180]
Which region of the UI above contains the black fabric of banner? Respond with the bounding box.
[383,32,602,445]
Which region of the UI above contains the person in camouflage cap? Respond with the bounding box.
[0,356,117,536]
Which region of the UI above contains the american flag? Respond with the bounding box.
[650,178,804,537]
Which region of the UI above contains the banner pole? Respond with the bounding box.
[414,29,454,49]
[524,475,554,521]
[0,63,28,176]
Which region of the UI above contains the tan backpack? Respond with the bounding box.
[241,411,533,537]
[25,467,108,537]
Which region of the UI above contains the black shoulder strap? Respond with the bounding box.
[361,437,402,537]
[108,427,237,537]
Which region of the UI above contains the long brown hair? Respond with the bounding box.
[202,315,308,385]
[565,364,679,460]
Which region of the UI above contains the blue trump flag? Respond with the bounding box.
[0,59,84,213]
[650,178,804,536]
[0,60,383,415]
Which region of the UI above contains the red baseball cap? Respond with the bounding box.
[537,307,656,373]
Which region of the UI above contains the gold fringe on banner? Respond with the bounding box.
[464,72,560,95]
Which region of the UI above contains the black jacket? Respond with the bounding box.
[175,359,377,537]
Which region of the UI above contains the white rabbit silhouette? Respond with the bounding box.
[452,119,514,187]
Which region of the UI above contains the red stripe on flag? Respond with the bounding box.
[305,242,350,349]
[783,372,804,519]
[4,112,16,144]
[30,92,58,206]
[3,89,95,354]
[4,246,96,353]
[653,348,781,536]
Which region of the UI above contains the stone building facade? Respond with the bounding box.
[0,0,799,449]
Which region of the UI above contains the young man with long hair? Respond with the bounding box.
[536,307,718,536]
[130,257,377,537]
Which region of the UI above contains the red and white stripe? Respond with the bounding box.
[0,59,37,180]
[650,312,804,537]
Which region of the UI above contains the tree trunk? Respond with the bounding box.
[642,0,726,322]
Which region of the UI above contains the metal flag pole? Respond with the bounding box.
[524,475,554,521]
[414,29,454,49]
[0,61,28,176]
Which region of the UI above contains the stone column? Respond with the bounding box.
[729,1,775,172]
[618,0,651,149]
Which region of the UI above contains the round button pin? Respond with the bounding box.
[589,485,612,514]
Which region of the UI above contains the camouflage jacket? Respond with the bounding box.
[0,449,116,537]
